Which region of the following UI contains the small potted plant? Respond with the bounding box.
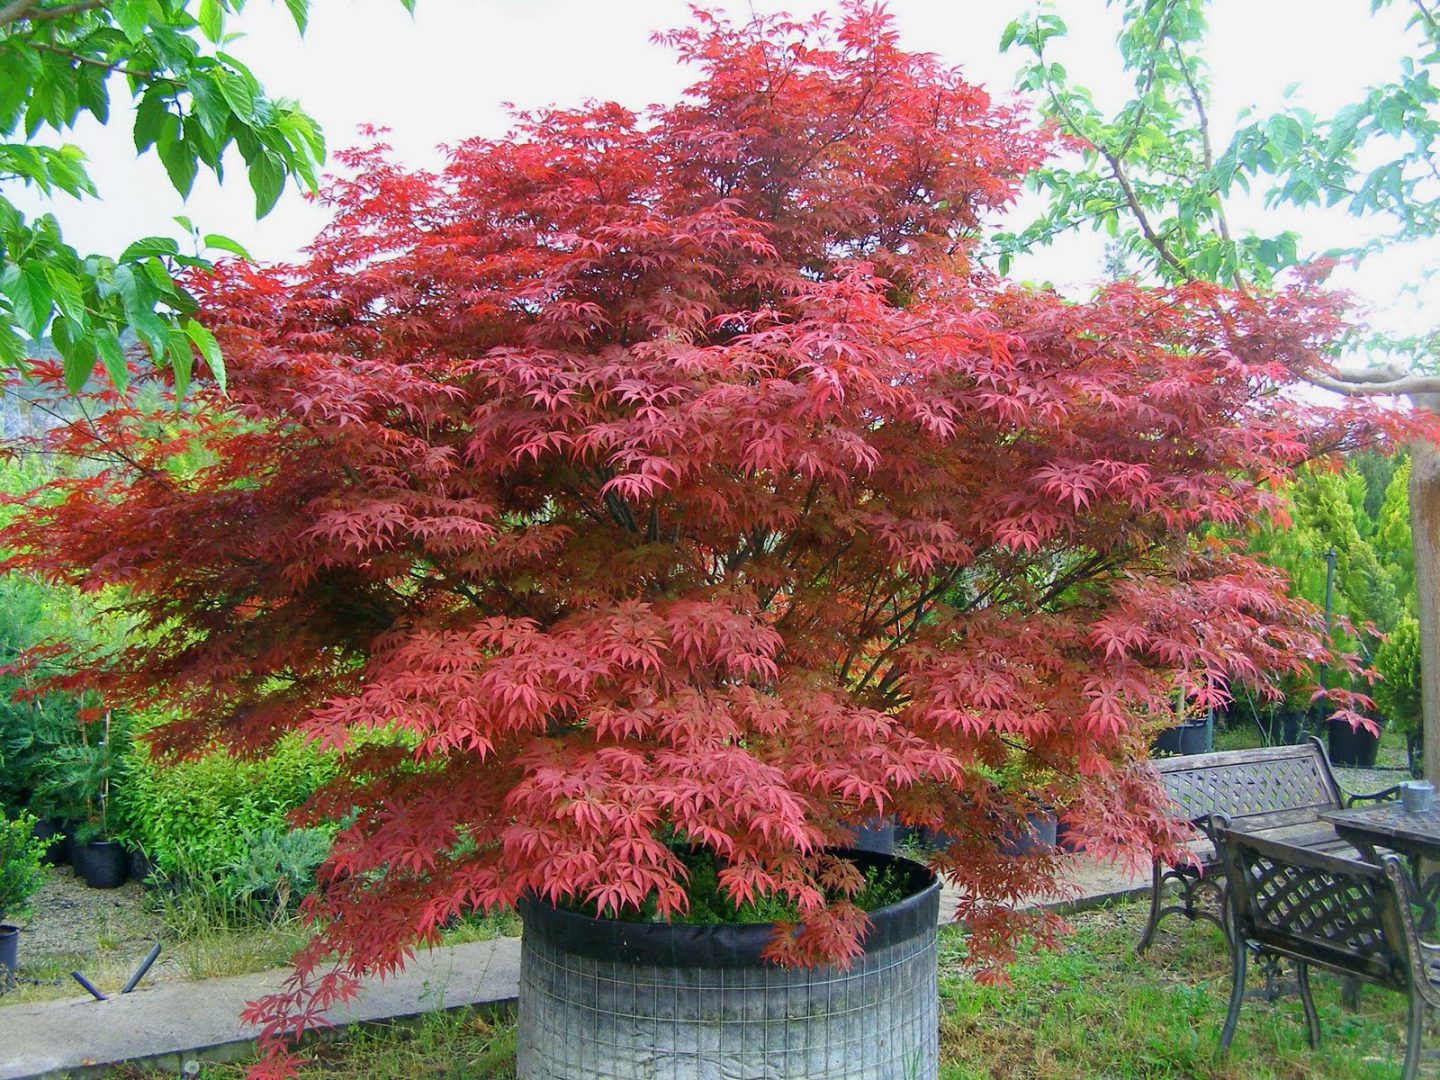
[1375,617,1423,776]
[1324,662,1382,768]
[1152,696,1213,756]
[0,812,48,984]
[993,757,1060,856]
[37,710,129,889]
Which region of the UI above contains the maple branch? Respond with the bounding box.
[576,467,641,534]
[26,395,173,489]
[1310,369,1440,397]
[1035,550,1116,610]
[850,569,962,700]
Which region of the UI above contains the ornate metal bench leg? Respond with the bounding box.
[1219,880,1233,947]
[1137,859,1164,954]
[1419,870,1440,936]
[1404,991,1426,1080]
[1219,932,1248,1054]
[1341,976,1361,1011]
[1296,961,1320,1049]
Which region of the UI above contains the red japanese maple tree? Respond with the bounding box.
[0,3,1416,1070]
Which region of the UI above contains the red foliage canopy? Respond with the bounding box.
[0,3,1418,1066]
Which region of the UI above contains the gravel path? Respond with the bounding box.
[4,865,177,998]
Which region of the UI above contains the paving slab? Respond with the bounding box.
[0,936,521,1080]
[939,855,1152,923]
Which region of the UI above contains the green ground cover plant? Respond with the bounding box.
[0,813,46,925]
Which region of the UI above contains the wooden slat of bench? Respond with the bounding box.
[1248,820,1351,850]
[1154,741,1344,824]
[1153,743,1333,772]
[1229,806,1342,831]
[1179,819,1352,867]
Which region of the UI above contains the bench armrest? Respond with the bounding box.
[1344,785,1402,808]
[1192,812,1224,848]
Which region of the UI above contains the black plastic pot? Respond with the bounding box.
[74,840,128,889]
[846,817,896,855]
[997,810,1059,857]
[30,818,66,868]
[0,924,17,984]
[126,848,154,885]
[516,848,940,1078]
[1328,716,1381,768]
[1055,817,1085,854]
[1260,708,1304,746]
[1152,720,1211,756]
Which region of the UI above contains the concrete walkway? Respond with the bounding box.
[0,856,1149,1079]
[940,853,1151,922]
[0,937,522,1080]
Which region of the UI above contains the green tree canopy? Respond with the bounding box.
[0,0,412,394]
[999,0,1438,366]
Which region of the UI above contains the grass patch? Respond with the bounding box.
[1213,724,1267,752]
[168,921,314,981]
[938,903,1411,1079]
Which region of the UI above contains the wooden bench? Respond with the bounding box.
[1213,818,1436,1079]
[1136,737,1398,953]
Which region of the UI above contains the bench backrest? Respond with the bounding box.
[1212,817,1414,990]
[1153,737,1342,825]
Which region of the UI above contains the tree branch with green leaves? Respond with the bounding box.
[0,0,415,394]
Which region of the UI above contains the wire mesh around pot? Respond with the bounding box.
[516,849,940,1080]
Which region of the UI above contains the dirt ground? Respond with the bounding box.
[3,865,178,1000]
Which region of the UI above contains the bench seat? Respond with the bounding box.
[1136,736,1399,953]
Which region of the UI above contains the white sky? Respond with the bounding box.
[19,0,1434,344]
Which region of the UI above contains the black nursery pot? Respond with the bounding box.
[0,924,17,982]
[30,818,67,868]
[1328,716,1381,768]
[126,847,153,885]
[1261,708,1304,746]
[1152,720,1211,756]
[75,840,128,889]
[996,810,1059,857]
[846,817,897,855]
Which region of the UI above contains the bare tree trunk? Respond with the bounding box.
[1409,419,1440,784]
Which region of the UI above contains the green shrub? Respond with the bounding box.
[0,813,47,924]
[226,826,332,915]
[0,455,139,820]
[114,730,338,881]
[0,570,92,818]
[1375,616,1423,738]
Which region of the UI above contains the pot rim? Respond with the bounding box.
[519,847,939,969]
